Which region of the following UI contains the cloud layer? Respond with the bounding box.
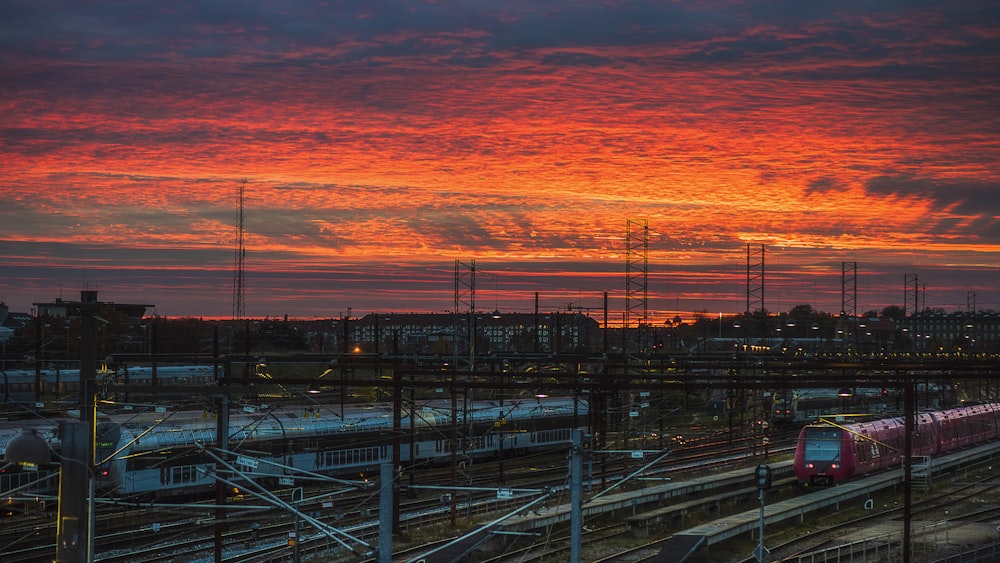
[2,1,999,318]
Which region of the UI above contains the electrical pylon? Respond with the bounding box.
[453,259,475,372]
[625,219,648,353]
[904,274,919,317]
[745,243,765,315]
[841,262,857,318]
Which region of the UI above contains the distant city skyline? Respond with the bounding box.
[2,2,999,321]
[5,255,994,324]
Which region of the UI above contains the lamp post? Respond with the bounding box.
[838,387,853,416]
[3,428,52,468]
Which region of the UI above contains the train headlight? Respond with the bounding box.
[831,463,838,469]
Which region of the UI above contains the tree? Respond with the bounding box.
[881,305,905,320]
[789,304,815,319]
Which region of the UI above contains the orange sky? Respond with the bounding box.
[2,2,999,320]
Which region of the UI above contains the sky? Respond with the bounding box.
[1,1,999,323]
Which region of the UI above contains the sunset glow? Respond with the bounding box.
[2,2,999,320]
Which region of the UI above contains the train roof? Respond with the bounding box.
[1,396,587,455]
[802,402,1000,430]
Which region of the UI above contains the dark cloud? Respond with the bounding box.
[865,175,1000,215]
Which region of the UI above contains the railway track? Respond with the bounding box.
[1,426,791,562]
[742,464,1000,563]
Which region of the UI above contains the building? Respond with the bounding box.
[348,311,602,356]
[902,311,1000,353]
[33,290,152,322]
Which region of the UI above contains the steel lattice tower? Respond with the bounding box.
[904,274,919,317]
[453,259,476,372]
[232,179,247,321]
[625,219,648,352]
[745,244,765,314]
[841,262,857,318]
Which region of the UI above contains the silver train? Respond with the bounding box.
[1,396,587,502]
[1,365,218,398]
[771,383,958,423]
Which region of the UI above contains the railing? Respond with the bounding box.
[784,520,999,563]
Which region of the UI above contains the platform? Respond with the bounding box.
[495,459,793,537]
[653,440,1000,563]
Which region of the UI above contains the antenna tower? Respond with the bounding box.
[232,179,247,321]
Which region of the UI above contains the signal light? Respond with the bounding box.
[882,388,889,395]
[754,464,773,489]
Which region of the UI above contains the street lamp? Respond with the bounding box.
[838,387,853,416]
[4,422,92,563]
[3,428,51,469]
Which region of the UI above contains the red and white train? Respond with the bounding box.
[794,402,1000,487]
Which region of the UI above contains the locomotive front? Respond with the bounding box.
[793,423,854,487]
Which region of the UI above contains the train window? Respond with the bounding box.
[803,427,841,462]
[171,465,196,484]
[317,451,334,467]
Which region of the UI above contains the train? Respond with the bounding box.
[772,383,958,424]
[1,364,218,399]
[1,395,587,506]
[793,402,1000,488]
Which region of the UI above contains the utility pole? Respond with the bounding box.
[570,429,584,562]
[214,394,229,563]
[903,373,915,562]
[56,290,98,563]
[378,462,394,563]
